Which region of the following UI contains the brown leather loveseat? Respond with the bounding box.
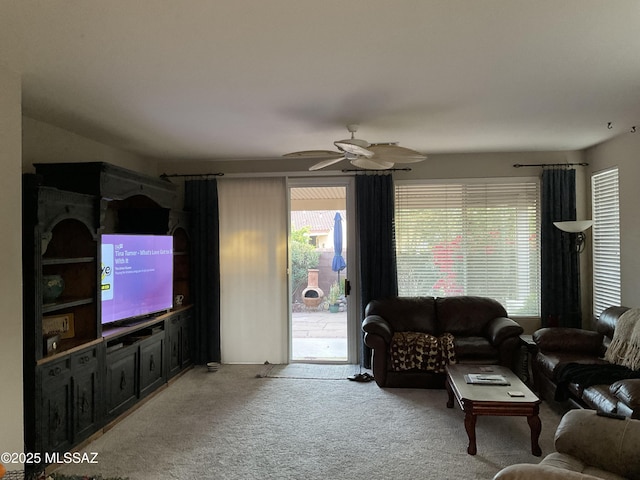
[533,306,640,418]
[362,296,524,388]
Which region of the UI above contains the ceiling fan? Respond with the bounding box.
[284,124,427,171]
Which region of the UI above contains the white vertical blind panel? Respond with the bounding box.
[591,168,621,318]
[218,177,288,364]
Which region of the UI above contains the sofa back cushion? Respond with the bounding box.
[365,296,437,334]
[436,296,507,336]
[598,306,630,343]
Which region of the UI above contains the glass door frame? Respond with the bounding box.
[286,176,359,364]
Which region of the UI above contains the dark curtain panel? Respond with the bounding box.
[184,179,221,363]
[540,168,581,328]
[356,174,398,368]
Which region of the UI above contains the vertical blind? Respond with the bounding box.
[395,179,540,316]
[591,168,621,317]
[217,177,289,364]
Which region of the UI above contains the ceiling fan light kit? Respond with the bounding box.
[284,124,427,171]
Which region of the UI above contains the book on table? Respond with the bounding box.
[464,373,511,386]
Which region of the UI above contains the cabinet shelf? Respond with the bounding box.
[43,297,94,314]
[37,338,103,366]
[43,257,95,265]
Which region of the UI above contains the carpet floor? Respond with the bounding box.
[259,363,362,379]
[54,364,561,480]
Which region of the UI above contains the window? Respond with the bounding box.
[395,179,540,316]
[591,168,620,318]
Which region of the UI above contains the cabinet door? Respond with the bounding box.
[181,314,192,368]
[38,359,72,454]
[71,347,101,442]
[167,317,182,379]
[106,345,138,418]
[140,333,165,398]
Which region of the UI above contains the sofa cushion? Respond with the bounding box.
[580,385,618,413]
[534,327,604,355]
[598,306,630,341]
[453,336,499,362]
[436,296,507,336]
[365,296,437,334]
[534,351,609,381]
[610,378,640,411]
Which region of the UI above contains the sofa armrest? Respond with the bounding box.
[554,409,640,480]
[485,316,524,345]
[362,315,393,344]
[610,379,640,412]
[493,463,603,480]
[533,327,604,356]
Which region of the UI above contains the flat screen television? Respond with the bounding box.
[101,234,174,325]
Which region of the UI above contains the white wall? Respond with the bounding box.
[0,64,24,470]
[22,116,159,175]
[586,131,640,309]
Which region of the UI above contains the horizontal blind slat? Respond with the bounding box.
[591,168,621,318]
[395,180,540,316]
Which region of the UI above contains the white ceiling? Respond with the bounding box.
[2,1,640,163]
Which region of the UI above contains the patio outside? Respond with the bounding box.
[290,185,349,362]
[291,309,348,362]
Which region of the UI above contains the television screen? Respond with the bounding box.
[101,234,173,325]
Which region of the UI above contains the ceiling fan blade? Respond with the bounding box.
[309,156,346,171]
[334,139,374,158]
[283,150,343,158]
[350,158,395,170]
[367,144,427,163]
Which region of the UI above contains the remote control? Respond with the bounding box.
[596,411,625,420]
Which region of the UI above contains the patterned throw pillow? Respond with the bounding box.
[389,332,457,372]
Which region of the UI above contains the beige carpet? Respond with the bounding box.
[259,363,363,379]
[54,364,562,480]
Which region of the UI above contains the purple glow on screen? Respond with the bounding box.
[101,234,173,324]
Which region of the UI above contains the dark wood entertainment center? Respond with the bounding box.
[22,162,193,474]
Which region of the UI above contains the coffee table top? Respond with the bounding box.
[446,364,539,404]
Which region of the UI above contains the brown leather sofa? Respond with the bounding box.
[362,295,524,388]
[532,306,640,418]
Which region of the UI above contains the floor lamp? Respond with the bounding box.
[553,220,593,327]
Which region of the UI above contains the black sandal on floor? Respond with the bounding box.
[348,372,374,382]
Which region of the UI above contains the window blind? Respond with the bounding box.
[395,180,540,316]
[217,177,288,364]
[591,168,620,317]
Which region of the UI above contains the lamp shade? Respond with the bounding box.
[553,220,593,233]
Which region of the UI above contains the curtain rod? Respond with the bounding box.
[341,167,412,173]
[161,167,410,178]
[513,163,589,168]
[160,172,225,179]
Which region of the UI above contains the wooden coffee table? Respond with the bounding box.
[445,364,542,456]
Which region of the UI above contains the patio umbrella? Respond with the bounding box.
[331,212,346,281]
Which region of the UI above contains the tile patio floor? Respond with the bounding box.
[291,310,348,362]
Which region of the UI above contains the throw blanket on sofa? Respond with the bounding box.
[605,308,640,370]
[389,332,456,372]
[554,362,640,401]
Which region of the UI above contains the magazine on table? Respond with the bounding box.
[464,373,511,385]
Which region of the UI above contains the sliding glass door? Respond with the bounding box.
[288,178,357,363]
